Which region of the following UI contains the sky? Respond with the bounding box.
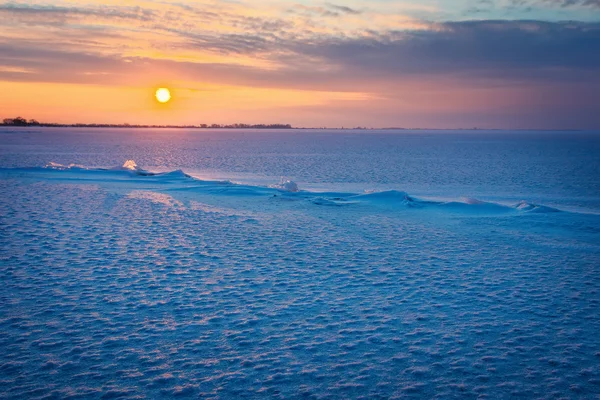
[0,0,599,129]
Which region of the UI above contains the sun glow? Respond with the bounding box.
[155,88,171,103]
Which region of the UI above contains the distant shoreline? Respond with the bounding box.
[0,124,585,132]
[1,119,293,130]
[0,118,587,132]
[1,124,295,129]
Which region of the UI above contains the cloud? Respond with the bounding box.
[325,3,362,15]
[288,2,362,18]
[300,20,600,78]
[0,2,156,25]
[510,0,600,8]
[1,19,599,92]
[543,0,600,7]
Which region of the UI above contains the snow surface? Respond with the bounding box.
[1,160,599,399]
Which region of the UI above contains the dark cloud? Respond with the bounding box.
[277,20,600,87]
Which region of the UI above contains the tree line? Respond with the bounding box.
[2,117,292,129]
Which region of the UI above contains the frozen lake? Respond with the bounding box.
[1,128,599,398]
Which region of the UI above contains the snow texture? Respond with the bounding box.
[1,159,599,399]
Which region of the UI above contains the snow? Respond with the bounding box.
[271,179,300,193]
[118,159,141,171]
[1,150,599,398]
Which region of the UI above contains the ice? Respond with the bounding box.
[271,178,300,193]
[120,159,139,171]
[1,157,599,399]
[514,200,561,213]
[44,161,87,170]
[2,162,593,216]
[355,190,416,204]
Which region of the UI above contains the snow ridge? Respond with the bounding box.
[31,161,570,214]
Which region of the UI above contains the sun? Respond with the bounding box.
[155,88,171,103]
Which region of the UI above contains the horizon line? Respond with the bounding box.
[0,118,589,132]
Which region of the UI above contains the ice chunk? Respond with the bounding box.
[44,162,86,170]
[272,179,300,193]
[514,201,560,213]
[121,160,139,171]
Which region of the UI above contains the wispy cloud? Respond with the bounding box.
[326,3,363,15]
[0,2,156,25]
[524,0,600,8]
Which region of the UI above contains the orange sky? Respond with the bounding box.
[1,0,599,128]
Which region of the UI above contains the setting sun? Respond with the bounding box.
[155,88,171,103]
